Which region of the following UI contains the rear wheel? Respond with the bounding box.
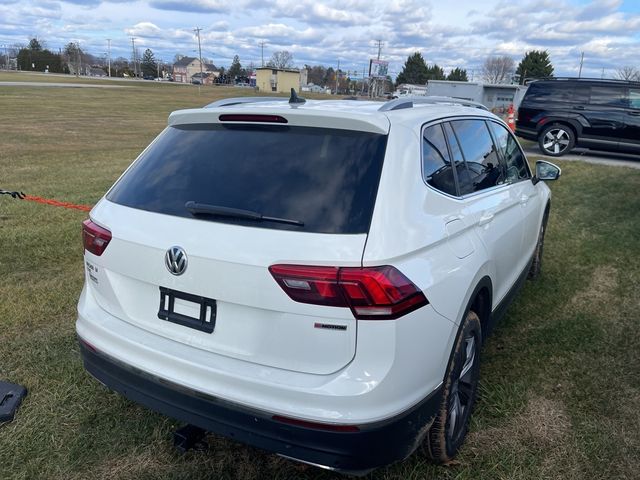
[538,124,575,157]
[423,310,482,463]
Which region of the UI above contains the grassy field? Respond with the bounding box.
[1,74,639,480]
[0,70,202,86]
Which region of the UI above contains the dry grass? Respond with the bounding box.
[569,265,618,311]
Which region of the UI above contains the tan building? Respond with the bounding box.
[256,67,301,93]
[173,57,219,84]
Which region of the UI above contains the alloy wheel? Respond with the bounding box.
[447,335,477,442]
[542,128,571,155]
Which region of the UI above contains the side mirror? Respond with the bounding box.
[535,160,561,181]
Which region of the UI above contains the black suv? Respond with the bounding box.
[516,78,640,156]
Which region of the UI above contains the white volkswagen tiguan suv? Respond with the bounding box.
[77,93,561,474]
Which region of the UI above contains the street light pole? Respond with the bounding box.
[107,39,111,77]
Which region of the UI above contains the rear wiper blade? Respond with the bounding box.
[185,201,304,227]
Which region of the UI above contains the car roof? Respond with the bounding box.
[531,77,640,87]
[168,96,496,135]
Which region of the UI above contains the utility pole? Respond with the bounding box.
[335,60,340,94]
[194,27,203,86]
[370,39,383,98]
[107,39,111,77]
[361,65,366,95]
[260,41,265,67]
[131,37,137,77]
[76,41,81,77]
[601,67,605,79]
[578,51,584,78]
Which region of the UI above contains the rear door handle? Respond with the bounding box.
[628,110,640,116]
[573,105,585,110]
[478,212,494,226]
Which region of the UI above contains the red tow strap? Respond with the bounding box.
[1,189,92,212]
[22,195,92,212]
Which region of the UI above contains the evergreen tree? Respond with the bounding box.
[395,52,429,85]
[447,67,468,81]
[28,38,43,51]
[425,64,446,80]
[228,55,243,79]
[141,48,157,78]
[323,67,335,87]
[516,50,554,84]
[17,38,62,72]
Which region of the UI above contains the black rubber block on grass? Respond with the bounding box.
[0,381,27,423]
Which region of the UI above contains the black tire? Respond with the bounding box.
[423,310,482,463]
[538,124,575,157]
[528,211,548,279]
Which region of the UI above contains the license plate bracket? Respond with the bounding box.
[158,287,216,334]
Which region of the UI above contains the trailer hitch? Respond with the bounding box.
[173,424,208,453]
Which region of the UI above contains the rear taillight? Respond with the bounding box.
[269,264,428,320]
[82,219,111,256]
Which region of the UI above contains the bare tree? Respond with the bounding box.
[267,50,294,69]
[482,55,515,84]
[617,66,640,81]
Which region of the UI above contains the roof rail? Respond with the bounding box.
[205,97,288,108]
[531,77,640,85]
[379,96,488,112]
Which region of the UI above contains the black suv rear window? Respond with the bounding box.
[107,123,388,234]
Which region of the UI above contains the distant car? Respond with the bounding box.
[78,94,561,474]
[516,77,640,156]
[191,79,202,85]
[143,75,155,81]
[235,82,252,88]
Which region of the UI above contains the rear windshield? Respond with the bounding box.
[107,123,388,234]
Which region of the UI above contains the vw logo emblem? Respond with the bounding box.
[165,246,187,276]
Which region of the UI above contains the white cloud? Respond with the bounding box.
[0,0,638,79]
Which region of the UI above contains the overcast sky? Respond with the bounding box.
[1,0,639,79]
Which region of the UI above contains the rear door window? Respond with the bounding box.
[442,123,469,195]
[590,86,625,106]
[525,82,574,103]
[450,119,505,194]
[107,124,388,234]
[422,124,457,196]
[487,121,530,182]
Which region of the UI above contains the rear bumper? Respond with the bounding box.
[79,339,442,473]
